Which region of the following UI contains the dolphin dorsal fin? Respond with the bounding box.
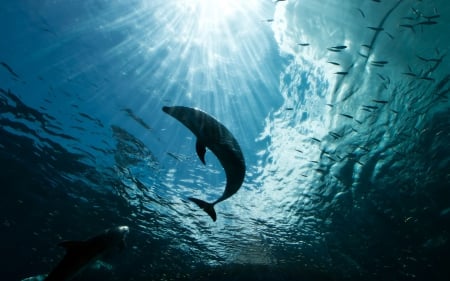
[58,240,85,252]
[196,139,207,165]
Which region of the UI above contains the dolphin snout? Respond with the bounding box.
[117,225,129,235]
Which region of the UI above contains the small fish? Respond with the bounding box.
[372,99,388,104]
[377,73,386,81]
[79,112,96,121]
[327,48,342,52]
[435,47,441,56]
[327,61,340,66]
[356,8,365,18]
[370,63,385,67]
[423,14,440,20]
[367,26,384,31]
[420,77,435,81]
[122,108,152,130]
[402,72,416,77]
[371,60,388,65]
[428,57,443,62]
[298,43,310,46]
[167,152,183,161]
[362,105,378,110]
[416,55,442,62]
[416,55,429,62]
[358,52,369,58]
[311,137,321,143]
[326,104,334,108]
[331,45,347,50]
[329,131,342,139]
[295,149,303,153]
[339,113,353,119]
[384,32,394,39]
[417,21,438,25]
[334,71,348,75]
[0,62,20,78]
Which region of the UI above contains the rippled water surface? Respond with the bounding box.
[1,0,449,280]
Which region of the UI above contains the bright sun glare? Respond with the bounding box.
[184,0,243,20]
[138,0,267,45]
[177,0,266,28]
[136,0,273,104]
[200,0,236,18]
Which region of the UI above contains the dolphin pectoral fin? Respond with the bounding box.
[195,139,207,165]
[188,197,216,221]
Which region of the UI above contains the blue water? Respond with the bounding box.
[1,0,449,280]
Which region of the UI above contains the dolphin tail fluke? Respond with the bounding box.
[188,197,216,221]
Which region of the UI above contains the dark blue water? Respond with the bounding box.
[1,0,450,280]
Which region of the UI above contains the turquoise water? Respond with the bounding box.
[1,0,449,280]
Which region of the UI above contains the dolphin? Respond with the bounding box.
[162,106,246,221]
[42,225,129,281]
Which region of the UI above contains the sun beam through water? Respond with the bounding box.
[132,0,278,118]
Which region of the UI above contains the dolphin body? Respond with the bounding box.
[43,225,129,281]
[162,106,246,221]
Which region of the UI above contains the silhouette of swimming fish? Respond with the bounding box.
[162,106,246,221]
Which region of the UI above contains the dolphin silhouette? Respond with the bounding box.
[162,106,246,221]
[43,226,129,281]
